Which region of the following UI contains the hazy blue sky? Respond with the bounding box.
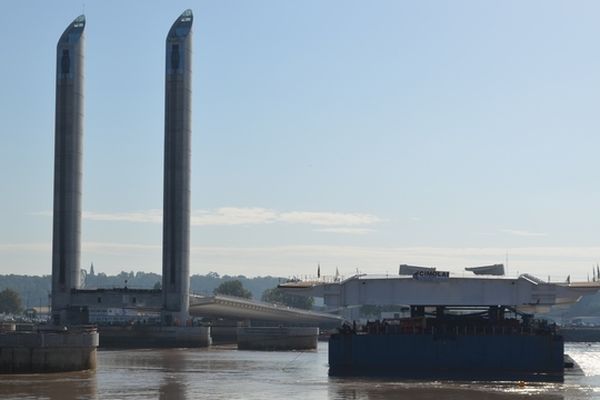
[1,1,599,280]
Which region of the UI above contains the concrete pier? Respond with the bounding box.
[211,326,238,345]
[0,326,98,373]
[237,327,318,351]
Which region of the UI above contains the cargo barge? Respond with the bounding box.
[279,264,600,381]
[329,306,564,381]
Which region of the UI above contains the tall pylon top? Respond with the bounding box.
[167,10,193,40]
[58,15,85,45]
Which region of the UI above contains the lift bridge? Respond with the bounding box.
[65,289,342,348]
[71,265,598,326]
[69,289,342,327]
[188,294,342,326]
[46,11,596,333]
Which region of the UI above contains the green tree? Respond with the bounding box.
[0,288,22,314]
[213,280,252,299]
[261,287,314,310]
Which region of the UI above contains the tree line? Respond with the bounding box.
[213,280,314,309]
[0,270,312,310]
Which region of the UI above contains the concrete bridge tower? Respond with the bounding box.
[161,10,193,324]
[51,15,85,324]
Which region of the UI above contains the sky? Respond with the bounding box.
[1,1,599,280]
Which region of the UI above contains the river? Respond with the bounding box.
[1,343,600,399]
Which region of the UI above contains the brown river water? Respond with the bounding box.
[0,343,599,399]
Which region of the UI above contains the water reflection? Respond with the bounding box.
[0,344,598,399]
[327,381,565,400]
[158,349,187,400]
[0,370,97,400]
[159,377,185,400]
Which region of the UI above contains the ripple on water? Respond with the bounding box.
[1,342,600,399]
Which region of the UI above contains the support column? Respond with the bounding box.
[161,10,193,325]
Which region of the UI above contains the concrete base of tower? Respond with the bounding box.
[52,305,91,326]
[161,310,190,327]
[0,325,98,374]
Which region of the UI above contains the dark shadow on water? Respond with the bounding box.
[158,349,188,400]
[159,377,186,400]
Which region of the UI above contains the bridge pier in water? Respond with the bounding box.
[237,327,319,351]
[0,325,98,374]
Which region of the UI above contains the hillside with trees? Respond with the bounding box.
[3,269,600,319]
[0,269,283,308]
[213,280,253,299]
[0,288,23,314]
[261,287,314,309]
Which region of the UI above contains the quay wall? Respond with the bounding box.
[0,328,98,373]
[211,326,238,344]
[237,327,318,351]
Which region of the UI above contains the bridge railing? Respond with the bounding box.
[284,274,346,284]
[190,292,301,310]
[189,293,342,320]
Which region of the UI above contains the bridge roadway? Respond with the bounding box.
[189,294,343,326]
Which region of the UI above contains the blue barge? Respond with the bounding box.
[277,267,600,381]
[329,308,565,382]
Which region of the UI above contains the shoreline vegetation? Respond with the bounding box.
[0,270,283,309]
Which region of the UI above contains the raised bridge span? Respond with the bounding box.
[189,294,342,326]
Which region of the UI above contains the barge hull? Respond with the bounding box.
[329,333,564,382]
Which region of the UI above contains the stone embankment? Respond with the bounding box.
[237,327,318,351]
[0,325,98,373]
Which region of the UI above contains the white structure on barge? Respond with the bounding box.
[279,264,600,315]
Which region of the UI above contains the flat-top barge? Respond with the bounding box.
[329,306,563,381]
[279,264,600,381]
